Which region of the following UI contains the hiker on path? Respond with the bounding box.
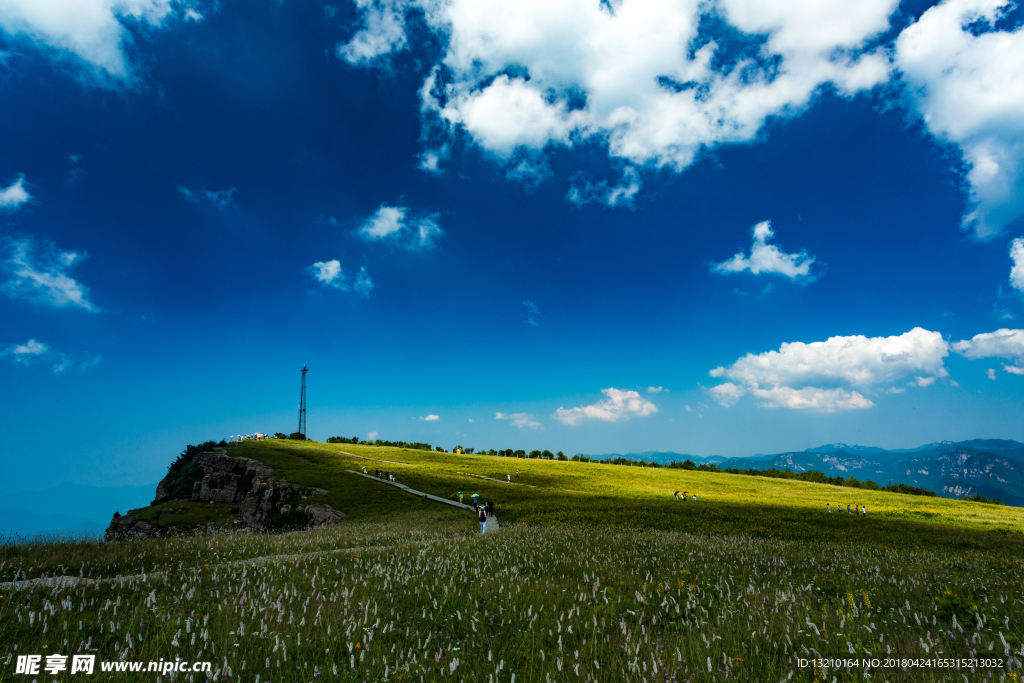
[847,504,851,513]
[692,494,697,502]
[471,493,480,507]
[478,505,488,534]
[507,474,511,482]
[487,500,494,517]
[674,490,679,500]
[458,491,464,504]
[861,505,866,515]
[683,491,687,502]
[827,503,831,512]
[515,470,519,478]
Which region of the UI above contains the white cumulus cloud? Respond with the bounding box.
[419,414,440,421]
[952,327,1024,374]
[0,0,196,80]
[356,205,442,249]
[10,338,47,358]
[709,327,950,411]
[894,0,1024,239]
[1,236,97,311]
[1011,237,1024,293]
[987,368,997,380]
[351,0,895,191]
[712,221,816,281]
[0,175,31,209]
[552,387,658,426]
[495,411,543,430]
[308,260,375,297]
[337,0,408,66]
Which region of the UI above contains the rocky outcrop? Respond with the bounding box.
[106,450,344,541]
[104,508,156,541]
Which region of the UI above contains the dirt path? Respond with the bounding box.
[457,471,536,487]
[336,451,416,466]
[348,470,500,534]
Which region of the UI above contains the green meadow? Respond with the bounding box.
[2,439,1023,682]
[237,440,1024,551]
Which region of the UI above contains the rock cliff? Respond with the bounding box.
[105,450,344,541]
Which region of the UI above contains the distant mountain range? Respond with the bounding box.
[582,440,1024,507]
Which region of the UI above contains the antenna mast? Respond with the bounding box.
[298,364,308,437]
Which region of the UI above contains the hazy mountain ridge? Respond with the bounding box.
[585,439,1024,507]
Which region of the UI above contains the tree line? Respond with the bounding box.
[288,433,986,502]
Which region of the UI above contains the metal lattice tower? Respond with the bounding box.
[298,364,308,437]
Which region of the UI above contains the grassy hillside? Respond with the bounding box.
[3,439,1023,682]
[231,439,1024,551]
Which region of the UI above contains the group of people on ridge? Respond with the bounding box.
[673,491,697,502]
[827,503,867,515]
[230,432,268,442]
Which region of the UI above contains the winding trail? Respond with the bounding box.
[347,470,500,533]
[337,451,416,467]
[457,471,536,488]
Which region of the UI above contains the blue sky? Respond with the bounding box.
[1,0,1023,493]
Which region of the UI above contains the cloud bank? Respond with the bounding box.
[0,236,97,311]
[709,327,950,411]
[552,387,658,425]
[344,0,895,182]
[712,221,816,281]
[895,0,1024,239]
[340,0,1024,233]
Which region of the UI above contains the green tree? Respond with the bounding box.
[557,451,567,461]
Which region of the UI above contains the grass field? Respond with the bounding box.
[234,440,1024,551]
[2,439,1023,682]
